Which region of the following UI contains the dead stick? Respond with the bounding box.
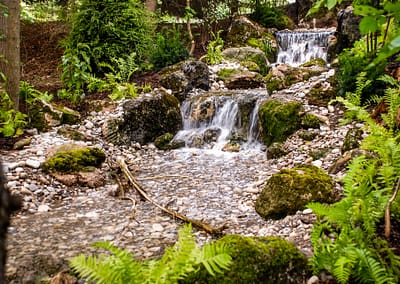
[385,178,400,239]
[116,157,224,235]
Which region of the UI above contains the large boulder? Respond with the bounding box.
[255,164,335,219]
[182,235,309,284]
[159,60,210,102]
[217,67,265,89]
[102,89,182,145]
[258,98,304,146]
[336,6,362,53]
[41,143,106,188]
[221,47,270,76]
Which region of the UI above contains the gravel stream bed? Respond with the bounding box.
[1,69,354,282]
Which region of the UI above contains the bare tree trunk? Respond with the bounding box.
[145,0,157,12]
[0,0,20,111]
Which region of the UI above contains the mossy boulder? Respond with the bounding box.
[42,145,106,173]
[28,98,81,132]
[255,164,335,219]
[154,133,185,150]
[267,142,288,159]
[305,80,337,106]
[182,235,309,284]
[258,99,304,146]
[217,67,265,89]
[300,58,327,67]
[103,89,182,146]
[221,46,270,76]
[159,60,210,102]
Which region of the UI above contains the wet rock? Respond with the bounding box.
[159,60,210,102]
[255,164,335,219]
[222,47,270,76]
[12,137,32,150]
[336,6,362,53]
[259,98,304,146]
[217,68,265,89]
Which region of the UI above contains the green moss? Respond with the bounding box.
[240,60,260,73]
[267,142,288,159]
[182,235,309,284]
[259,100,303,146]
[57,127,86,141]
[42,147,106,173]
[217,68,237,80]
[154,133,174,150]
[298,129,318,141]
[255,164,335,219]
[301,113,322,129]
[300,58,327,67]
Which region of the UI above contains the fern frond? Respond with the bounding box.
[198,242,232,276]
[332,246,357,284]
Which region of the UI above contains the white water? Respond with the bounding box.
[276,30,334,66]
[173,94,263,151]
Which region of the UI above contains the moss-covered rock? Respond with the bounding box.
[182,235,309,284]
[258,99,304,146]
[28,99,81,131]
[301,113,322,129]
[154,133,184,150]
[267,142,288,159]
[221,46,270,76]
[300,58,327,67]
[255,164,335,219]
[217,67,265,89]
[306,81,337,106]
[42,145,106,173]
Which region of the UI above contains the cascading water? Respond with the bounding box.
[275,30,335,66]
[173,90,267,151]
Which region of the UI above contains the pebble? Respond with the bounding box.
[26,159,41,169]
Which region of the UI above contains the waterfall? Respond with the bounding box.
[173,91,266,151]
[276,30,334,66]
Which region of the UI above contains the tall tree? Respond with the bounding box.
[0,0,20,111]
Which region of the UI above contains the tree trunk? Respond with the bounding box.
[0,0,20,111]
[145,0,157,12]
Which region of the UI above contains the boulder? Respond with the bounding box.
[182,235,309,284]
[258,98,304,146]
[222,47,270,76]
[336,6,362,53]
[225,15,277,52]
[265,64,328,93]
[102,90,182,145]
[267,142,288,159]
[305,80,337,106]
[255,164,335,219]
[159,60,210,102]
[217,68,265,89]
[28,98,81,132]
[41,143,106,187]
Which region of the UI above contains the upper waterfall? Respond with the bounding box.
[275,30,335,66]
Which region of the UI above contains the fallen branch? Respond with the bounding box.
[137,175,191,181]
[116,156,225,236]
[385,178,400,239]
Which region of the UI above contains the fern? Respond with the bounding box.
[70,224,231,283]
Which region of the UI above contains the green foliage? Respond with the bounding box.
[61,0,155,84]
[310,87,400,283]
[249,4,293,30]
[337,42,386,100]
[19,81,53,104]
[205,30,224,65]
[151,26,190,69]
[0,92,27,137]
[70,224,232,283]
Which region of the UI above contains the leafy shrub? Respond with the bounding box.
[62,0,155,77]
[205,30,224,65]
[0,92,27,137]
[151,26,190,69]
[337,41,386,102]
[309,83,400,283]
[70,224,232,283]
[250,4,293,30]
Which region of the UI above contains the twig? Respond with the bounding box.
[137,175,190,181]
[385,178,400,239]
[116,156,225,235]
